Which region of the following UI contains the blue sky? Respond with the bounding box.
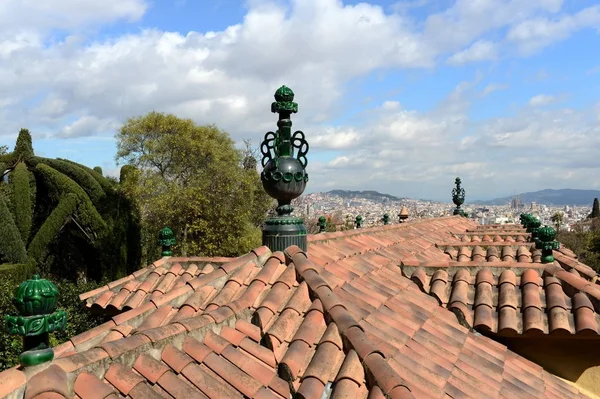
[1,0,599,201]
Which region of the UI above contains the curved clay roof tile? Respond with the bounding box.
[471,246,485,262]
[486,246,499,262]
[501,246,514,261]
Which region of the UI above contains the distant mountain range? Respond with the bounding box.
[472,189,600,206]
[326,190,404,202]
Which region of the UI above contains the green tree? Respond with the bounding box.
[116,112,272,261]
[589,198,600,219]
[551,212,564,233]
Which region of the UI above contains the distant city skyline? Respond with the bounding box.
[1,0,599,200]
[303,187,600,204]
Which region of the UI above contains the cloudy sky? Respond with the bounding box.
[0,0,599,201]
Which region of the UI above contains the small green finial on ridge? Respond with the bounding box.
[520,214,541,241]
[536,225,560,263]
[158,227,176,257]
[5,275,67,367]
[317,216,327,233]
[355,215,363,229]
[382,213,390,225]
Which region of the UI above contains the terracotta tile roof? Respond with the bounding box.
[79,256,234,315]
[307,216,480,268]
[404,263,600,337]
[400,221,600,339]
[0,216,592,399]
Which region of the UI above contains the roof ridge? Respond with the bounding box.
[308,215,468,244]
[285,245,415,398]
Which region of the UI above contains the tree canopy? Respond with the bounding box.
[116,112,272,261]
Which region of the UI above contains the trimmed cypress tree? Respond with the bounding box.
[591,198,600,219]
[0,129,141,281]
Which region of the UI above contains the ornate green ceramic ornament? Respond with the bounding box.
[158,227,176,256]
[535,225,560,263]
[382,213,390,225]
[317,216,327,233]
[260,86,309,251]
[355,215,363,229]
[452,177,467,217]
[520,214,541,241]
[5,275,66,367]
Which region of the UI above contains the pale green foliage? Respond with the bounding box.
[116,112,272,260]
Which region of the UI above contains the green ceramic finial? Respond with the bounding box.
[317,216,327,233]
[521,214,541,241]
[5,275,67,367]
[452,177,467,217]
[158,227,176,256]
[382,213,390,225]
[260,85,310,252]
[519,213,529,226]
[355,215,363,229]
[536,225,560,263]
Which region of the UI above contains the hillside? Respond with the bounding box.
[473,189,600,206]
[326,189,404,202]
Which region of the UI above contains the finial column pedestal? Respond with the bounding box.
[261,86,310,252]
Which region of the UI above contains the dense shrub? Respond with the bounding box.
[27,194,79,263]
[0,196,27,264]
[12,162,32,243]
[0,129,142,282]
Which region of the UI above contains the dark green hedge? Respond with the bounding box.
[30,157,105,204]
[27,193,78,263]
[34,163,106,232]
[93,166,103,176]
[0,196,27,264]
[12,163,32,244]
[59,158,114,194]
